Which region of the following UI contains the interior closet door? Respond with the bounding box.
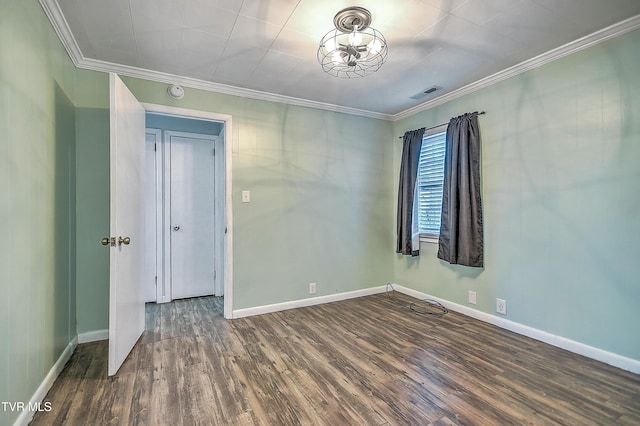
[168,131,217,299]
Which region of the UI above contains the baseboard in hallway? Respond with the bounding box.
[77,329,108,343]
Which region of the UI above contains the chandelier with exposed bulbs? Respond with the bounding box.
[317,6,388,78]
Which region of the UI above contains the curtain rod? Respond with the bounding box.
[398,111,486,139]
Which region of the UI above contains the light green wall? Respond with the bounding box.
[73,75,394,328]
[0,1,77,424]
[226,102,394,308]
[393,29,640,360]
[75,70,110,334]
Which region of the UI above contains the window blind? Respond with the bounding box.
[417,132,446,235]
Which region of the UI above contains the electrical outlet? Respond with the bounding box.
[496,298,507,315]
[468,291,477,305]
[309,282,316,294]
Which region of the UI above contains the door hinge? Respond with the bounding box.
[155,276,158,286]
[213,148,215,156]
[214,271,217,280]
[154,142,157,152]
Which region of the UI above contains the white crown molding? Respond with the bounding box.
[392,13,640,121]
[40,0,640,122]
[38,0,82,67]
[78,57,394,120]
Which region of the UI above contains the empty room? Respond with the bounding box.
[1,0,640,425]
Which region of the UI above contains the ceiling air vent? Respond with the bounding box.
[410,87,438,100]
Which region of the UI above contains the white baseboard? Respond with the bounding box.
[13,337,77,426]
[392,284,640,374]
[77,329,108,343]
[232,285,387,319]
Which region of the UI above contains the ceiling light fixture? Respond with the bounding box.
[317,6,388,78]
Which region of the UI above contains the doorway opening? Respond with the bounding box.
[142,103,233,319]
[108,74,233,376]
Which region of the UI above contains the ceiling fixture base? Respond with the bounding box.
[333,7,371,33]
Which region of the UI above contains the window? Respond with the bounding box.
[416,127,447,242]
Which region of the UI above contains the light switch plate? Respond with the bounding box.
[242,190,251,203]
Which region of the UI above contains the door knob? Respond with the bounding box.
[173,225,180,231]
[118,236,131,245]
[101,237,115,247]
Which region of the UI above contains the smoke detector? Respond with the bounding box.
[167,84,185,99]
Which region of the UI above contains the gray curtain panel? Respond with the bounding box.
[396,128,425,256]
[437,113,484,267]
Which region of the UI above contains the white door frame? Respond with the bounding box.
[145,128,164,303]
[142,103,233,319]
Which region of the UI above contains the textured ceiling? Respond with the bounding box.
[47,0,640,117]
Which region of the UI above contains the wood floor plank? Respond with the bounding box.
[32,294,640,425]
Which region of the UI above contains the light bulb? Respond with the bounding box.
[324,37,336,53]
[349,27,362,45]
[331,51,343,64]
[367,39,382,54]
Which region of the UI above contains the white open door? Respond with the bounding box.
[108,73,146,376]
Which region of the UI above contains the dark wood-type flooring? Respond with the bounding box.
[32,293,640,425]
